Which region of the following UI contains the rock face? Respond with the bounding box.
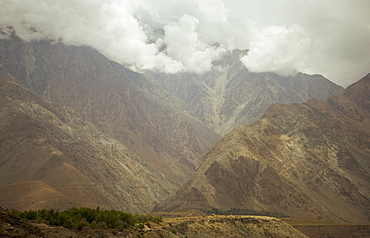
[150,49,343,135]
[154,74,370,223]
[0,72,174,212]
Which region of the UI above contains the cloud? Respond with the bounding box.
[0,0,369,86]
[0,0,164,70]
[197,0,228,23]
[236,0,370,86]
[164,14,225,73]
[240,24,312,77]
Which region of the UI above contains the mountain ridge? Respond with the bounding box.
[153,74,370,223]
[149,49,343,135]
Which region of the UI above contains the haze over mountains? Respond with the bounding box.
[0,28,369,224]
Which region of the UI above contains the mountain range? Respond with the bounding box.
[154,74,370,223]
[1,28,368,223]
[148,49,343,135]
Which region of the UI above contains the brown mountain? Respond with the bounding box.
[0,32,220,185]
[0,70,178,212]
[154,74,370,223]
[149,49,343,135]
[0,28,347,214]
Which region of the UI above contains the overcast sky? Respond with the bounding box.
[1,0,369,86]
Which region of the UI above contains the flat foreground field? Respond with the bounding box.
[282,218,370,238]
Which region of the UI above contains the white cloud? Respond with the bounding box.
[0,0,161,69]
[164,14,225,74]
[0,0,369,85]
[241,24,312,77]
[235,0,370,86]
[196,0,228,22]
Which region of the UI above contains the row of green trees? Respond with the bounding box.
[14,207,162,230]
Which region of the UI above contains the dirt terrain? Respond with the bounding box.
[283,218,370,238]
[1,207,306,237]
[2,207,369,237]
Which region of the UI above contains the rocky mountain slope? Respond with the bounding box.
[149,49,343,135]
[0,71,175,212]
[154,74,370,223]
[0,32,220,185]
[0,28,348,214]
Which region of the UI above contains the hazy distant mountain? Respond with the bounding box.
[149,49,344,135]
[154,74,370,223]
[0,71,176,212]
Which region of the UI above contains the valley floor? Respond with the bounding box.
[2,206,369,238]
[282,218,370,238]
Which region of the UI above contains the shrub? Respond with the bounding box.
[17,207,162,230]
